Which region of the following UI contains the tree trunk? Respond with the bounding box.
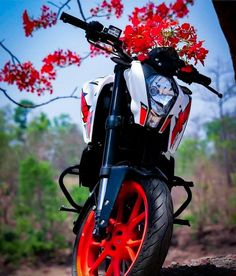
[212,0,236,81]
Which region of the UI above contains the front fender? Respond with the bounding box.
[73,165,167,234]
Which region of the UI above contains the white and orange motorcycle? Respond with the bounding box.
[58,12,222,276]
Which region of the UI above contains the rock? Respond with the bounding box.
[161,255,236,276]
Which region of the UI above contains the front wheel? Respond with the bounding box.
[72,178,173,276]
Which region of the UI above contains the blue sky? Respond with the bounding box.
[0,0,234,129]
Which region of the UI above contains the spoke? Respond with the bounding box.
[129,211,145,229]
[106,258,120,276]
[106,263,113,276]
[113,259,120,276]
[91,240,105,247]
[89,250,107,273]
[129,194,143,223]
[125,246,136,262]
[126,239,142,247]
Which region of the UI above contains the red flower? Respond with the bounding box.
[90,0,123,19]
[22,10,35,37]
[41,49,81,79]
[171,0,189,18]
[0,50,81,95]
[4,0,209,96]
[156,3,170,18]
[129,3,155,25]
[122,0,207,65]
[129,0,194,25]
[22,5,57,37]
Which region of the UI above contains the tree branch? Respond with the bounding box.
[222,86,236,103]
[70,86,78,96]
[47,1,60,9]
[48,0,72,19]
[86,13,113,21]
[76,0,87,21]
[0,41,21,65]
[0,4,93,108]
[0,39,91,106]
[0,87,80,108]
[56,0,72,19]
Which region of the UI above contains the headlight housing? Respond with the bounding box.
[146,74,176,128]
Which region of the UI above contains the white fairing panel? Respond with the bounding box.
[81,75,114,143]
[124,61,191,154]
[81,64,191,155]
[124,61,149,126]
[166,84,191,154]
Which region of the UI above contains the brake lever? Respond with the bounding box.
[204,85,223,98]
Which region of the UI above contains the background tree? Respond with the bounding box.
[199,59,236,186]
[212,0,236,81]
[205,114,236,186]
[0,104,85,266]
[0,107,20,227]
[16,156,66,257]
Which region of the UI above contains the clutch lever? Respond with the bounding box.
[203,84,223,98]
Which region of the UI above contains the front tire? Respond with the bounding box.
[72,178,173,276]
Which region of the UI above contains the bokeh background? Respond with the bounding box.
[0,0,236,275]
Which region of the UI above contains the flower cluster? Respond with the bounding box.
[123,16,176,61]
[41,50,81,78]
[0,50,81,95]
[123,0,208,65]
[23,5,57,37]
[0,61,53,95]
[1,0,208,96]
[129,0,194,25]
[171,0,194,18]
[90,0,123,19]
[176,23,208,64]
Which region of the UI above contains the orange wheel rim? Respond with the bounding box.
[76,180,148,276]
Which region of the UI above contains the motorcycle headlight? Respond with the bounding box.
[146,74,176,128]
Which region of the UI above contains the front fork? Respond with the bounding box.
[93,64,126,239]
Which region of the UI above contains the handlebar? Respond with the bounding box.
[60,13,223,98]
[176,65,223,98]
[193,73,211,86]
[177,66,211,86]
[60,12,122,48]
[60,12,88,30]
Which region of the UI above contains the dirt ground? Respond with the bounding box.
[165,224,236,265]
[4,224,236,276]
[162,225,236,276]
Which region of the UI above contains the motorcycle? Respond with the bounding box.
[58,12,223,276]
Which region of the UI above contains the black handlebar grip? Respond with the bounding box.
[177,65,211,86]
[60,12,87,31]
[195,73,211,86]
